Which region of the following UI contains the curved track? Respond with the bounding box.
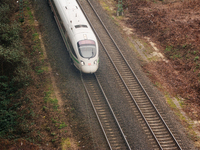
[78,0,183,149]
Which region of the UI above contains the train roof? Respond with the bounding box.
[58,0,93,35]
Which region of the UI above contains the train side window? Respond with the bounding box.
[75,25,88,28]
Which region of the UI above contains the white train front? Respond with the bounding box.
[49,0,99,73]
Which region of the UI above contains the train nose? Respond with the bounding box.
[81,64,98,74]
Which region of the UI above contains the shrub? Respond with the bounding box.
[0,22,21,47]
[0,76,22,137]
[0,4,10,24]
[0,0,31,139]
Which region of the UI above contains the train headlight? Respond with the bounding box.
[94,60,97,64]
[81,61,85,66]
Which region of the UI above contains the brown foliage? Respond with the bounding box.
[125,0,200,47]
[143,60,200,119]
[124,0,200,118]
[0,139,39,150]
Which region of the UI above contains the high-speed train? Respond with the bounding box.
[48,0,99,73]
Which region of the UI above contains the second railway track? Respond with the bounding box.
[78,0,183,149]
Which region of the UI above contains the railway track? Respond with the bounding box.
[82,73,131,150]
[78,0,183,149]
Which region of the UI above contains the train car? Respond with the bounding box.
[48,0,99,73]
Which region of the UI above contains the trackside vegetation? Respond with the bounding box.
[0,0,31,138]
[0,0,74,149]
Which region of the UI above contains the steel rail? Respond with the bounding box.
[77,0,162,148]
[81,73,132,149]
[81,74,112,150]
[94,73,132,150]
[78,0,182,149]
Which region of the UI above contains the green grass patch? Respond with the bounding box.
[165,95,194,133]
[176,97,184,108]
[59,122,67,129]
[44,91,59,110]
[32,32,39,39]
[28,10,34,24]
[35,66,44,75]
[62,138,71,149]
[165,94,177,109]
[194,56,199,61]
[51,132,56,136]
[51,118,59,124]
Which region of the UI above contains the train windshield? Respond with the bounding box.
[78,40,96,58]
